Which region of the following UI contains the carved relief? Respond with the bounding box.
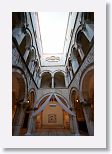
[46,56,60,62]
[48,114,56,123]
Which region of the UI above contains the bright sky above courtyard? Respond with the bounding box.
[38,12,69,54]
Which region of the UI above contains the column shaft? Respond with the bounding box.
[69,115,75,134]
[25,113,33,136]
[72,115,80,135]
[12,104,25,136]
[82,106,94,136]
[65,75,69,87]
[69,69,73,80]
[38,76,41,88]
[52,77,54,88]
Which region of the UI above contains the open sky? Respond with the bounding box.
[38,12,69,54]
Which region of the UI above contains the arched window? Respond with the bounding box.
[41,72,52,88]
[54,72,65,88]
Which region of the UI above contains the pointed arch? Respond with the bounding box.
[32,93,74,117]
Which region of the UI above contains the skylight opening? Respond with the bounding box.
[38,12,69,54]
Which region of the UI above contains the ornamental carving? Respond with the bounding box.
[46,56,60,62]
[48,114,56,123]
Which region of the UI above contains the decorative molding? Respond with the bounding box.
[46,56,60,62]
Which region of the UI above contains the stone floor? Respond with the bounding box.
[21,128,89,136]
[31,128,75,136]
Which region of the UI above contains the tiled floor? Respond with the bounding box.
[32,128,75,136]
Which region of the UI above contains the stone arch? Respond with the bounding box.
[22,89,35,132]
[70,87,89,135]
[40,72,52,88]
[79,65,94,135]
[72,46,82,65]
[75,25,83,43]
[35,93,51,111]
[31,46,36,59]
[69,87,80,106]
[81,66,94,104]
[12,67,28,104]
[34,92,71,129]
[70,87,80,109]
[40,70,53,77]
[25,46,36,66]
[70,45,82,74]
[12,67,28,135]
[25,28,33,46]
[76,30,90,56]
[36,92,70,109]
[53,70,66,76]
[28,89,36,107]
[54,92,70,108]
[79,64,94,102]
[54,71,66,88]
[19,28,33,56]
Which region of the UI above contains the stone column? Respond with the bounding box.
[69,67,73,80]
[65,74,69,87]
[36,74,39,85]
[69,114,80,135]
[12,104,25,136]
[69,106,80,135]
[82,105,94,136]
[69,115,75,134]
[25,113,33,136]
[72,114,80,136]
[38,76,41,88]
[68,72,71,84]
[52,76,54,88]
